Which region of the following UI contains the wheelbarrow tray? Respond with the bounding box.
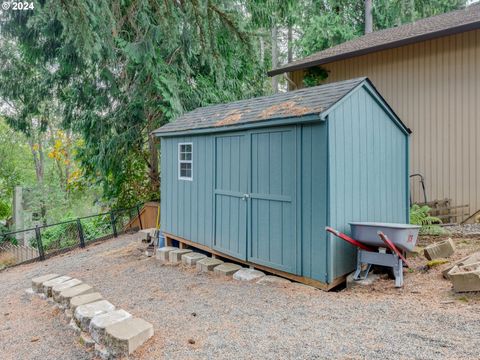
[349,222,420,252]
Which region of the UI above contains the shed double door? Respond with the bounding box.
[213,128,297,274]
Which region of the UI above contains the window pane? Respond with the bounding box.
[180,162,192,178]
[184,152,192,160]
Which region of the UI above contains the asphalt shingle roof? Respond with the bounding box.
[268,4,480,76]
[153,77,366,135]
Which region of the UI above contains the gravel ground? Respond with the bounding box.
[444,223,480,237]
[1,233,480,360]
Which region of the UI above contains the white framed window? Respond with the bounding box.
[178,143,193,180]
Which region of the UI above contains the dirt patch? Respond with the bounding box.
[346,236,480,305]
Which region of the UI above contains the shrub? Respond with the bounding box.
[410,204,447,236]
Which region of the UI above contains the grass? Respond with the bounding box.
[0,252,16,268]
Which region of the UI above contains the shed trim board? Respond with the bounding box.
[156,79,409,287]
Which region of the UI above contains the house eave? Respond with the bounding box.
[267,21,480,77]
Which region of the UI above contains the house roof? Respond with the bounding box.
[268,4,480,76]
[153,77,410,136]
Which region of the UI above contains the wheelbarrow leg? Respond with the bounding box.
[353,249,372,280]
[393,256,404,288]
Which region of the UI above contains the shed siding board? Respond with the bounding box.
[328,87,408,280]
[161,135,214,247]
[300,123,328,281]
[291,28,480,213]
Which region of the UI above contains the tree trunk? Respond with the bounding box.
[28,132,47,225]
[259,34,265,67]
[271,24,278,93]
[287,25,293,63]
[147,115,160,196]
[365,0,373,34]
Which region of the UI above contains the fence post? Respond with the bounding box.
[110,211,118,238]
[77,218,85,248]
[35,225,45,261]
[136,205,143,230]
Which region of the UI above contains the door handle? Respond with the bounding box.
[241,194,250,201]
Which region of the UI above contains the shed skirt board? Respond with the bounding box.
[213,127,297,274]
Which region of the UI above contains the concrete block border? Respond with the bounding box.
[29,274,154,358]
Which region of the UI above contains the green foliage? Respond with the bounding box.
[410,204,441,226]
[1,0,267,207]
[0,118,35,220]
[410,204,446,236]
[40,221,79,250]
[298,1,363,56]
[373,0,465,30]
[39,213,112,251]
[303,67,329,87]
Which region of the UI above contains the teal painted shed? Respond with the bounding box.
[153,77,411,289]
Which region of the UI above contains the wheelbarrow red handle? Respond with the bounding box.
[377,231,410,267]
[325,227,376,252]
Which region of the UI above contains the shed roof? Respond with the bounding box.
[268,4,480,76]
[154,78,367,135]
[154,77,411,136]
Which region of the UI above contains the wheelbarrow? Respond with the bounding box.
[326,222,420,287]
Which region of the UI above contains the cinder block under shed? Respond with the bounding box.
[424,238,455,260]
[214,263,242,276]
[196,258,224,272]
[156,246,178,263]
[169,249,192,263]
[181,252,207,266]
[233,268,265,281]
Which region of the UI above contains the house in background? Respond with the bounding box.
[269,4,480,222]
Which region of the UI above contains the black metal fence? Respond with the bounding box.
[0,203,147,268]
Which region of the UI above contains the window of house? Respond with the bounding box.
[178,143,193,180]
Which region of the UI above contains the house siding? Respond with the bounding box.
[291,29,480,214]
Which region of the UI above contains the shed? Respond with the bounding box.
[153,77,411,289]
